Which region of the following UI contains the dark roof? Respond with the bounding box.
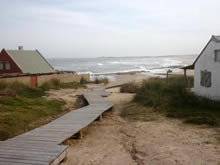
[5,49,55,74]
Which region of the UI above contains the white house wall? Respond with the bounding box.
[194,40,220,100]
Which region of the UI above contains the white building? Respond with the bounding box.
[184,35,220,100]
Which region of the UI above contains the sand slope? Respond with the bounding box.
[62,90,220,165]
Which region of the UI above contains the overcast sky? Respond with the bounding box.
[1,0,220,58]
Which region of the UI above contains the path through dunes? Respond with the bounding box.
[0,88,113,165]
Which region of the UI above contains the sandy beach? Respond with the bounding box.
[61,86,219,165]
[59,69,220,165]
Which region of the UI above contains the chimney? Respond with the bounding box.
[18,46,23,50]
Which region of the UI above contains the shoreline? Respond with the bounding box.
[55,54,197,77]
[84,54,196,80]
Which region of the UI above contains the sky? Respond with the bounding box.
[1,0,220,58]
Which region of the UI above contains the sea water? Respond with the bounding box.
[48,55,195,79]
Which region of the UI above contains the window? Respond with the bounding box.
[5,62,10,70]
[214,50,220,62]
[200,70,211,88]
[0,62,3,70]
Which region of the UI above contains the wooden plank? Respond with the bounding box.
[50,149,67,165]
[0,153,55,162]
[0,157,49,165]
[0,148,62,156]
[0,162,35,165]
[0,145,66,153]
[0,88,113,165]
[0,148,65,158]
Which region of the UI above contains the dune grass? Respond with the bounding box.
[88,77,109,85]
[121,76,220,127]
[0,96,65,140]
[40,78,86,90]
[120,83,139,93]
[120,103,158,122]
[0,79,87,140]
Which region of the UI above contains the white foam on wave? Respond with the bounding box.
[89,66,150,75]
[75,57,185,76]
[109,61,133,65]
[77,71,93,75]
[162,58,182,67]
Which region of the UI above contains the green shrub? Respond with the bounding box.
[40,79,86,90]
[94,78,98,84]
[0,81,7,90]
[40,82,50,91]
[120,103,157,122]
[9,81,27,91]
[94,78,109,85]
[40,79,60,90]
[133,76,220,126]
[0,96,65,140]
[120,83,138,93]
[17,88,45,98]
[0,88,16,96]
[51,78,60,87]
[0,81,29,97]
[80,77,87,84]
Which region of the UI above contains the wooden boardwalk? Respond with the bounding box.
[0,88,113,165]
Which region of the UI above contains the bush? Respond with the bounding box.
[9,81,27,91]
[0,88,16,96]
[0,80,66,140]
[0,81,7,90]
[0,96,65,140]
[40,79,86,90]
[17,88,45,98]
[0,81,29,97]
[40,82,50,91]
[51,78,60,86]
[94,78,109,85]
[80,77,87,84]
[120,83,139,93]
[40,79,61,90]
[134,77,196,108]
[133,76,220,126]
[120,103,157,122]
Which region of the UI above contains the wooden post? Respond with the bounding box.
[96,114,103,121]
[99,114,103,121]
[79,129,83,139]
[184,69,187,84]
[74,129,83,139]
[166,69,172,84]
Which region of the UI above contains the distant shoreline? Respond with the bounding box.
[49,55,197,77]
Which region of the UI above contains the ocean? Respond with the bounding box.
[48,55,195,76]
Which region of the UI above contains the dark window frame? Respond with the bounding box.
[0,61,3,70]
[214,49,220,62]
[5,61,11,70]
[200,70,211,88]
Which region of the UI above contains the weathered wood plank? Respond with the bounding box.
[0,145,66,153]
[0,88,113,165]
[0,157,49,165]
